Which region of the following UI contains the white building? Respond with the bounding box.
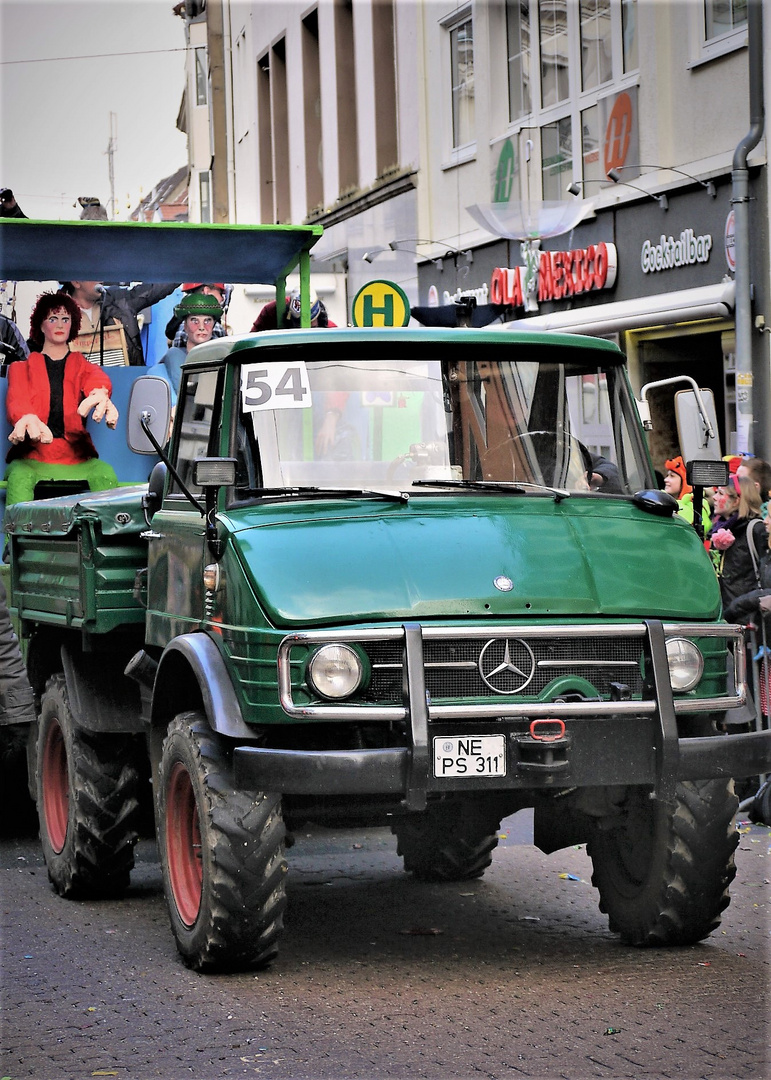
[175,0,770,458]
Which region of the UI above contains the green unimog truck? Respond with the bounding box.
[2,220,769,973]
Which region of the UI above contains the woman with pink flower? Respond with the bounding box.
[707,475,764,607]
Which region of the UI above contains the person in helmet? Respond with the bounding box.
[250,287,335,331]
[154,291,223,405]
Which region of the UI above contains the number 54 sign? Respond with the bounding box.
[241,361,311,412]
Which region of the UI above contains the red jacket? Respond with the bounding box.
[6,351,112,465]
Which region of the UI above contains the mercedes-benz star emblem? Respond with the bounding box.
[478,638,536,695]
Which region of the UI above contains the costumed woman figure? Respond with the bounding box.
[4,291,119,507]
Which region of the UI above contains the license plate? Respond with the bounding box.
[433,735,506,778]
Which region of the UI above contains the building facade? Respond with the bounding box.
[174,0,770,462]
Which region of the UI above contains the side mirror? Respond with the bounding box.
[632,489,678,516]
[127,376,171,454]
[675,388,721,461]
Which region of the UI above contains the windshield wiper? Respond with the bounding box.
[411,479,571,501]
[253,485,409,504]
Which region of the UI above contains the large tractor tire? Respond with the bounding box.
[37,674,141,898]
[588,779,739,946]
[158,711,287,973]
[392,800,500,881]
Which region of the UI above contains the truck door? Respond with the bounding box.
[146,366,223,644]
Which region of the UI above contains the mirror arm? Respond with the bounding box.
[139,414,204,516]
[638,376,716,441]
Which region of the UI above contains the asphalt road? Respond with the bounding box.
[1,810,769,1080]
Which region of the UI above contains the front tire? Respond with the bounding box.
[158,712,287,972]
[37,674,141,898]
[588,779,739,946]
[392,800,500,881]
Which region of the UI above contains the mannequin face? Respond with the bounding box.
[41,307,72,348]
[185,314,215,348]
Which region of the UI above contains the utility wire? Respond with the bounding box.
[1,47,188,66]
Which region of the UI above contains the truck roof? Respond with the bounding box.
[176,325,628,365]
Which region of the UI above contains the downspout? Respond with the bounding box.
[732,0,764,455]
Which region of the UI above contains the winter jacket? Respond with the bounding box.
[714,516,766,608]
[6,351,112,464]
[79,283,178,365]
[724,546,771,627]
[0,314,29,366]
[0,579,35,726]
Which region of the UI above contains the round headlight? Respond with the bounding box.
[666,637,703,692]
[307,644,363,700]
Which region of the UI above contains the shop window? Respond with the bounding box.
[335,0,359,194]
[690,0,747,65]
[621,0,638,72]
[580,103,604,186]
[257,55,273,223]
[704,0,747,40]
[302,10,323,212]
[541,116,572,200]
[539,0,570,108]
[497,2,639,201]
[580,0,612,91]
[450,10,475,149]
[506,0,531,122]
[199,171,212,223]
[194,47,208,106]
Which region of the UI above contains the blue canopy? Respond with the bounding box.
[0,218,322,289]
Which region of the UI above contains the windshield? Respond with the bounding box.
[232,346,650,497]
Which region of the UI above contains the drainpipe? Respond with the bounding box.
[732,0,764,455]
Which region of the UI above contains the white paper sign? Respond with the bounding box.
[241,361,311,412]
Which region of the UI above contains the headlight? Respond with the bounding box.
[306,644,364,700]
[666,637,703,692]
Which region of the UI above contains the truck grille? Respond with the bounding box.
[363,635,644,702]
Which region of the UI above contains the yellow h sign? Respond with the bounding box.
[352,280,411,327]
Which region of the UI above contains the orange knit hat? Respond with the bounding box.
[665,455,691,497]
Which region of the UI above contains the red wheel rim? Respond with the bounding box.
[41,717,69,853]
[165,761,203,926]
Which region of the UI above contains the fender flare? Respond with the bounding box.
[152,632,255,739]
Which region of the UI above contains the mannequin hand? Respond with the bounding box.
[8,413,53,444]
[79,388,119,428]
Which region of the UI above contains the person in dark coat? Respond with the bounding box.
[59,280,179,366]
[724,513,771,625]
[708,475,765,608]
[0,313,29,366]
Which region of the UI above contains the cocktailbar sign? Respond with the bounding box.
[490,242,618,313]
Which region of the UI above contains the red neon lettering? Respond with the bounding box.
[594,242,608,289]
[510,267,523,307]
[491,267,505,305]
[573,250,585,294]
[538,251,553,300]
[552,252,565,300]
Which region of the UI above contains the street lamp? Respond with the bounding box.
[567,177,668,210]
[607,165,716,197]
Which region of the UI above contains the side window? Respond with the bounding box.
[169,368,221,499]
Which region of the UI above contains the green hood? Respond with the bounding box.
[223,496,720,628]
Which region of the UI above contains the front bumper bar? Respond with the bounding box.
[233,620,771,808]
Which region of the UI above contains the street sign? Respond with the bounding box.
[352,280,411,327]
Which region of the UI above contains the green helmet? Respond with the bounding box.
[174,291,223,321]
